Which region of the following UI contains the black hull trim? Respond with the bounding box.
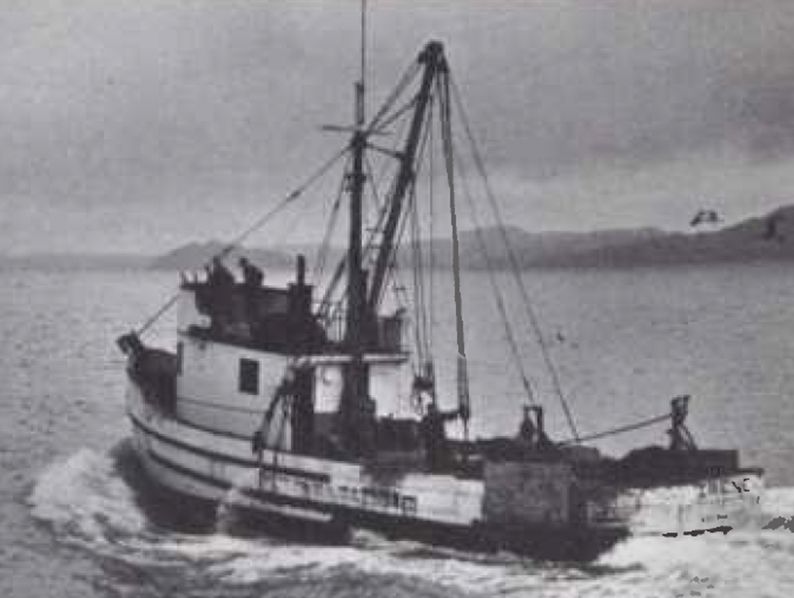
[129,412,330,483]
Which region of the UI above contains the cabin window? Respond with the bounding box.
[176,342,183,375]
[238,358,259,394]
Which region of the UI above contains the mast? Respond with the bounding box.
[345,97,366,348]
[339,0,371,457]
[346,0,367,350]
[366,41,446,313]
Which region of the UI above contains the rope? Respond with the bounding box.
[410,184,427,365]
[455,145,537,405]
[318,95,411,319]
[449,74,580,442]
[558,413,669,445]
[371,95,419,134]
[438,71,470,437]
[135,144,349,336]
[427,96,435,358]
[313,153,352,281]
[366,60,421,133]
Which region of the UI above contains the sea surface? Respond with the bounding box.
[2,263,794,597]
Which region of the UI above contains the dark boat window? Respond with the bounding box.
[238,358,259,394]
[176,341,183,375]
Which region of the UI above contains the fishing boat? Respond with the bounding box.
[117,33,763,560]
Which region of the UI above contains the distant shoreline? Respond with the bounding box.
[3,254,793,274]
[7,203,794,272]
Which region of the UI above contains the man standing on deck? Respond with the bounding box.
[421,402,465,472]
[238,256,264,327]
[206,257,235,331]
[239,256,264,288]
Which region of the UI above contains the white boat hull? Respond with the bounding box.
[127,381,486,529]
[125,379,762,557]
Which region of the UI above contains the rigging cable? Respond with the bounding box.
[375,86,435,314]
[449,74,580,442]
[366,61,421,133]
[318,91,412,319]
[407,95,435,366]
[370,95,419,134]
[427,93,435,358]
[557,413,669,445]
[313,152,353,282]
[135,143,350,337]
[454,145,538,405]
[316,144,396,320]
[410,183,427,366]
[437,70,471,437]
[382,93,436,324]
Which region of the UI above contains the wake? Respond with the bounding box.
[27,445,794,597]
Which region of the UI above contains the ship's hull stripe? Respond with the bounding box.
[169,412,252,441]
[145,447,232,491]
[143,446,343,517]
[129,412,331,483]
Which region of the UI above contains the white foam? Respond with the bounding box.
[29,448,145,543]
[28,450,794,596]
[761,486,794,516]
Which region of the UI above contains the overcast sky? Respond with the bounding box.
[3,0,794,254]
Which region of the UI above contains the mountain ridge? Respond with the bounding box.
[5,204,794,271]
[148,204,794,271]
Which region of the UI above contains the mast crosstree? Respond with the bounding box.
[339,40,460,456]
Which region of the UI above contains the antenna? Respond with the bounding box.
[361,0,366,92]
[356,0,367,127]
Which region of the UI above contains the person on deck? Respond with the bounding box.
[517,404,553,451]
[238,257,264,326]
[421,402,465,472]
[518,405,538,446]
[668,395,697,451]
[208,256,234,286]
[239,256,264,287]
[206,257,235,331]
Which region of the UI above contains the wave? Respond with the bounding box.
[29,446,147,545]
[27,446,794,597]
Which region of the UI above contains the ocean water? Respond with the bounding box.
[3,263,794,597]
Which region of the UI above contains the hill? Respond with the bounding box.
[0,253,151,271]
[149,241,295,271]
[151,204,794,272]
[424,206,794,269]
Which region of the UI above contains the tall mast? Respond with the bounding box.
[339,0,371,457]
[345,0,367,350]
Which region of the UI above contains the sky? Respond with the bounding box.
[3,0,794,254]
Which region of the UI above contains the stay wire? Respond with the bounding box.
[317,140,397,318]
[449,74,580,441]
[410,185,426,365]
[318,92,412,317]
[558,413,669,445]
[427,97,435,357]
[135,143,350,336]
[366,61,421,133]
[375,86,435,314]
[314,152,353,281]
[454,144,538,406]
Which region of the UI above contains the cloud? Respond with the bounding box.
[3,0,794,253]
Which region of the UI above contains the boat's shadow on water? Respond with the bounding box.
[110,439,218,535]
